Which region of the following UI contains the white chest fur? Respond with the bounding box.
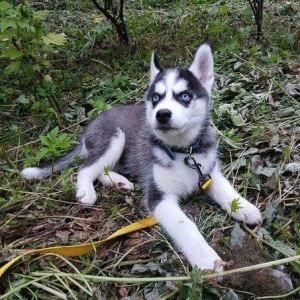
[152,148,216,197]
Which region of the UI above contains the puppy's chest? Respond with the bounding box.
[153,150,212,196]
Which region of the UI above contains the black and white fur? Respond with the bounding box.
[21,44,262,271]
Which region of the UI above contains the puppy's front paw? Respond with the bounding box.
[231,199,262,225]
[193,253,224,282]
[192,248,224,272]
[76,187,97,205]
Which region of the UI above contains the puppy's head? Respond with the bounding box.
[145,44,214,147]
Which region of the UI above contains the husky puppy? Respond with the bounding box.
[21,44,262,271]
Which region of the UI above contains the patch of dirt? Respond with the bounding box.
[224,237,293,297]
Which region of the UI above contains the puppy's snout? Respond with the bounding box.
[156,109,172,124]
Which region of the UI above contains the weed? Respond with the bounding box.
[229,198,243,214]
[36,127,77,163]
[0,1,67,124]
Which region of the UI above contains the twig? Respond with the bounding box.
[90,0,129,45]
[255,286,300,299]
[0,145,16,169]
[248,0,264,40]
[32,255,300,283]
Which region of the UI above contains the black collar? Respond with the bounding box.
[151,123,209,161]
[161,140,201,160]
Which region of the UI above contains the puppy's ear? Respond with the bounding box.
[189,44,214,95]
[150,52,162,83]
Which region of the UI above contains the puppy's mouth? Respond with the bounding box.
[155,126,178,132]
[155,125,184,133]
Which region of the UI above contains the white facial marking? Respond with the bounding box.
[173,78,188,95]
[154,81,166,95]
[147,69,208,147]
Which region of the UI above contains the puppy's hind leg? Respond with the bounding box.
[76,129,126,205]
[98,171,134,193]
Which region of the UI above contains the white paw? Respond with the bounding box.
[231,199,262,225]
[191,247,224,272]
[115,178,134,193]
[21,167,44,180]
[76,186,97,205]
[99,172,134,193]
[195,258,224,273]
[192,250,224,282]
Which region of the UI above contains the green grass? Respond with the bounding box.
[0,0,300,299]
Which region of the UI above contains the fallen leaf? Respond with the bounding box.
[220,289,240,300]
[42,33,67,45]
[231,223,245,247]
[269,133,279,147]
[268,94,275,106]
[72,230,90,241]
[286,83,300,96]
[270,269,293,292]
[55,230,70,243]
[119,286,127,297]
[131,264,148,273]
[284,162,300,173]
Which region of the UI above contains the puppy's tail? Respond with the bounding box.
[21,141,86,180]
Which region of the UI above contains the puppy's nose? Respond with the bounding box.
[156,109,172,124]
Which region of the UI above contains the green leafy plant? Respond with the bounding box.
[182,267,204,300]
[0,1,66,75]
[179,267,222,300]
[103,165,110,176]
[0,1,67,124]
[36,127,76,162]
[87,97,108,118]
[83,73,138,111]
[229,198,243,214]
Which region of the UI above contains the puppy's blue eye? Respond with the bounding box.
[178,93,191,102]
[152,94,161,103]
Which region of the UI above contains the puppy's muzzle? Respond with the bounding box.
[156,109,172,124]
